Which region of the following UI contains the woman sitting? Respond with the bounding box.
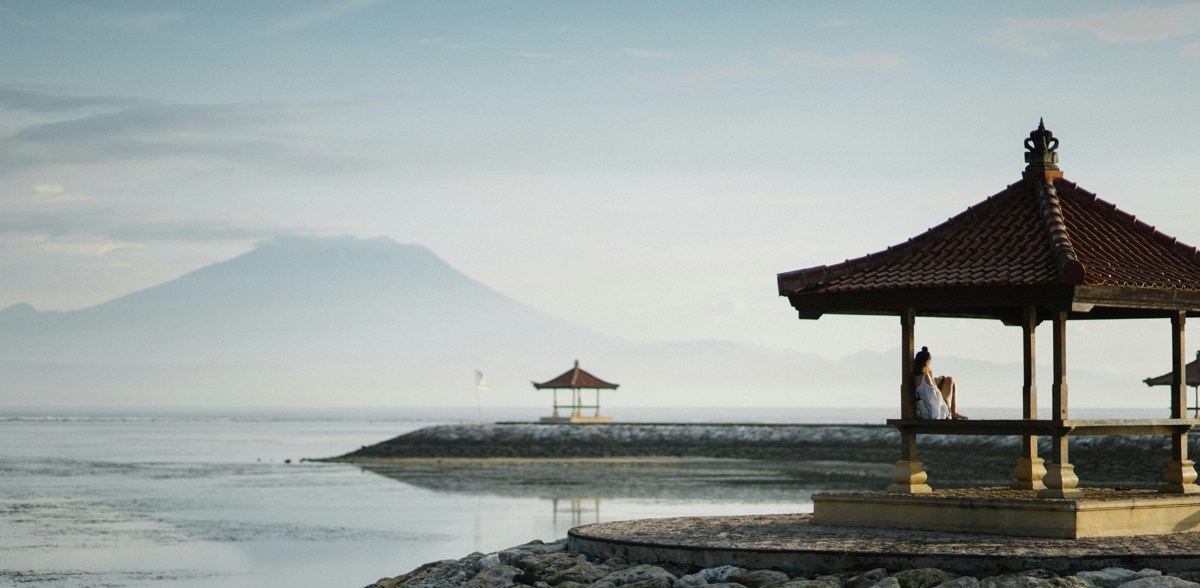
[913,346,968,420]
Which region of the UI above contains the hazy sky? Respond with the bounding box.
[3,1,1200,381]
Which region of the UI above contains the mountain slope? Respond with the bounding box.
[0,236,622,366]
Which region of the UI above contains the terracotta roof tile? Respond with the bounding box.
[533,362,619,390]
[778,176,1200,296]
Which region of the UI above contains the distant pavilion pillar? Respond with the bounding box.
[1012,305,1047,490]
[888,308,931,494]
[1161,311,1200,494]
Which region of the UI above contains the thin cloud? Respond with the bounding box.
[267,0,381,33]
[984,3,1200,57]
[97,11,187,32]
[2,98,378,175]
[515,52,551,59]
[0,85,151,114]
[0,207,321,245]
[1183,41,1200,57]
[640,62,769,86]
[818,19,859,28]
[33,184,92,204]
[621,48,672,60]
[768,49,909,71]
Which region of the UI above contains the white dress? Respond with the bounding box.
[915,375,952,420]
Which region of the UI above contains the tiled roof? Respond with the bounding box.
[533,361,619,390]
[778,174,1200,296]
[1144,352,1200,387]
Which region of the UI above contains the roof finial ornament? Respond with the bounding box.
[1024,118,1060,172]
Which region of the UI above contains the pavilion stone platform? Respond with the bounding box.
[539,415,614,424]
[813,488,1200,539]
[568,507,1200,577]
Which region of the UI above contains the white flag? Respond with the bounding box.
[474,369,488,392]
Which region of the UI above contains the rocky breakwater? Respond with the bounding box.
[365,538,1200,588]
[331,423,1197,489]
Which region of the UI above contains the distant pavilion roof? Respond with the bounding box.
[777,120,1200,323]
[532,360,619,390]
[1145,351,1200,388]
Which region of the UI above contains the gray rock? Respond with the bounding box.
[1076,570,1161,588]
[781,581,841,588]
[600,564,679,586]
[1049,578,1095,588]
[937,578,980,588]
[1172,575,1200,585]
[379,559,478,588]
[475,554,504,572]
[846,569,891,588]
[699,567,746,584]
[517,553,585,577]
[894,569,958,588]
[675,574,709,588]
[623,578,675,588]
[553,582,586,588]
[1116,578,1197,588]
[870,578,901,588]
[497,540,567,566]
[706,584,750,588]
[460,565,522,588]
[547,563,611,585]
[981,574,1056,588]
[728,570,790,588]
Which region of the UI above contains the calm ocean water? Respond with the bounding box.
[0,405,1166,587]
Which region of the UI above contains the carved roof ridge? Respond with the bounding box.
[1035,178,1085,285]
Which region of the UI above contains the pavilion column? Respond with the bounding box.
[888,308,931,494]
[1040,311,1083,498]
[1161,311,1199,494]
[1012,305,1047,490]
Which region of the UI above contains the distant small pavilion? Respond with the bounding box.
[778,120,1200,500]
[1146,351,1200,418]
[533,360,619,424]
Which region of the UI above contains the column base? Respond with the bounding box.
[1159,483,1200,494]
[886,460,932,494]
[1038,487,1085,499]
[1040,462,1081,498]
[1011,457,1047,491]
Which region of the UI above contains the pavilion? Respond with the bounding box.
[776,121,1200,537]
[1145,351,1200,418]
[533,360,619,424]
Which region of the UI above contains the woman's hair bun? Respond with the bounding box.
[921,346,928,352]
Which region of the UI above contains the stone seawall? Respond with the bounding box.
[330,423,1193,489]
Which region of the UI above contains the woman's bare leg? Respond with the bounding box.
[939,376,964,418]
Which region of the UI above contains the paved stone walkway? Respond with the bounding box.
[569,513,1200,576]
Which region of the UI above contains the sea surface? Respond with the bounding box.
[0,405,1164,588]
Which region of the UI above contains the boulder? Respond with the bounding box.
[377,559,478,588]
[460,565,523,588]
[547,563,611,585]
[599,564,679,587]
[981,572,1060,588]
[699,567,746,584]
[517,553,586,577]
[845,569,891,588]
[1116,578,1198,588]
[893,569,958,588]
[779,580,842,588]
[938,578,980,588]
[622,578,676,588]
[869,579,901,588]
[675,574,709,588]
[497,541,567,566]
[727,570,791,588]
[1076,570,1161,588]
